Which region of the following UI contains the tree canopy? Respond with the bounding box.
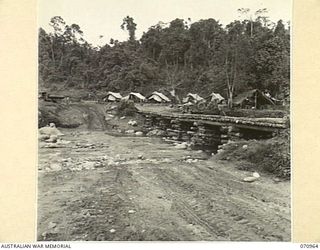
[39,12,290,103]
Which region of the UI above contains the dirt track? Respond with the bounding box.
[38,130,290,241]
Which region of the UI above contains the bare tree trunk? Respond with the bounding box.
[225,56,232,108]
[225,49,238,109]
[250,16,253,38]
[50,37,55,65]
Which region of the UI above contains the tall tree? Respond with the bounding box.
[121,16,137,41]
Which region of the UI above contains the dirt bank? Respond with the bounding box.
[215,130,290,179]
[39,101,147,130]
[39,101,110,130]
[38,129,290,241]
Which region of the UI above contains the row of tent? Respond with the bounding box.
[103,91,171,103]
[104,91,225,104]
[103,89,280,108]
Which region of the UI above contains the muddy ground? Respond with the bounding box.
[38,129,290,241]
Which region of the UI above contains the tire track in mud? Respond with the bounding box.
[153,167,249,240]
[150,165,290,241]
[177,164,291,221]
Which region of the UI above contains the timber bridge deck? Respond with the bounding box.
[138,110,288,150]
[138,111,288,131]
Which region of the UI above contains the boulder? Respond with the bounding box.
[243,172,260,182]
[128,120,137,126]
[146,129,166,137]
[243,176,258,182]
[46,135,58,143]
[39,134,50,141]
[174,142,188,149]
[125,129,135,134]
[50,163,62,171]
[39,126,64,137]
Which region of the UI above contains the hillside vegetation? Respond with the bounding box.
[39,10,290,103]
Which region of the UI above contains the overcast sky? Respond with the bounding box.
[38,0,292,47]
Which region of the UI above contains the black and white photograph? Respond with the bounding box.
[37,0,291,241]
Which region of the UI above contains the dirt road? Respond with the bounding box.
[38,130,290,241]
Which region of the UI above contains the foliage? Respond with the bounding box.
[39,11,290,103]
[217,132,290,179]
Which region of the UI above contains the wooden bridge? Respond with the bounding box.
[138,110,289,150]
[139,111,288,131]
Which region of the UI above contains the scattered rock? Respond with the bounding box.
[109,229,116,233]
[80,131,91,135]
[217,149,224,154]
[273,177,281,183]
[242,145,248,149]
[243,176,257,182]
[81,161,96,170]
[48,222,57,229]
[174,142,188,149]
[94,162,105,168]
[162,158,171,163]
[146,129,166,137]
[128,120,137,126]
[252,172,260,178]
[137,154,144,160]
[46,135,58,143]
[50,163,62,171]
[39,125,64,137]
[135,131,143,136]
[57,139,71,145]
[120,116,126,120]
[186,158,198,163]
[243,172,260,182]
[106,159,120,166]
[39,134,50,141]
[125,129,135,134]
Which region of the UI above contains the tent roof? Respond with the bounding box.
[129,92,146,100]
[233,89,275,105]
[233,89,258,105]
[149,94,163,102]
[187,93,204,101]
[210,92,225,101]
[106,91,122,99]
[150,91,171,102]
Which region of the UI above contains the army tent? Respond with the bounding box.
[183,93,205,103]
[103,92,122,102]
[148,91,171,103]
[127,92,146,102]
[233,89,275,108]
[209,92,225,103]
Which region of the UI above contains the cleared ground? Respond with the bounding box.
[38,129,290,241]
